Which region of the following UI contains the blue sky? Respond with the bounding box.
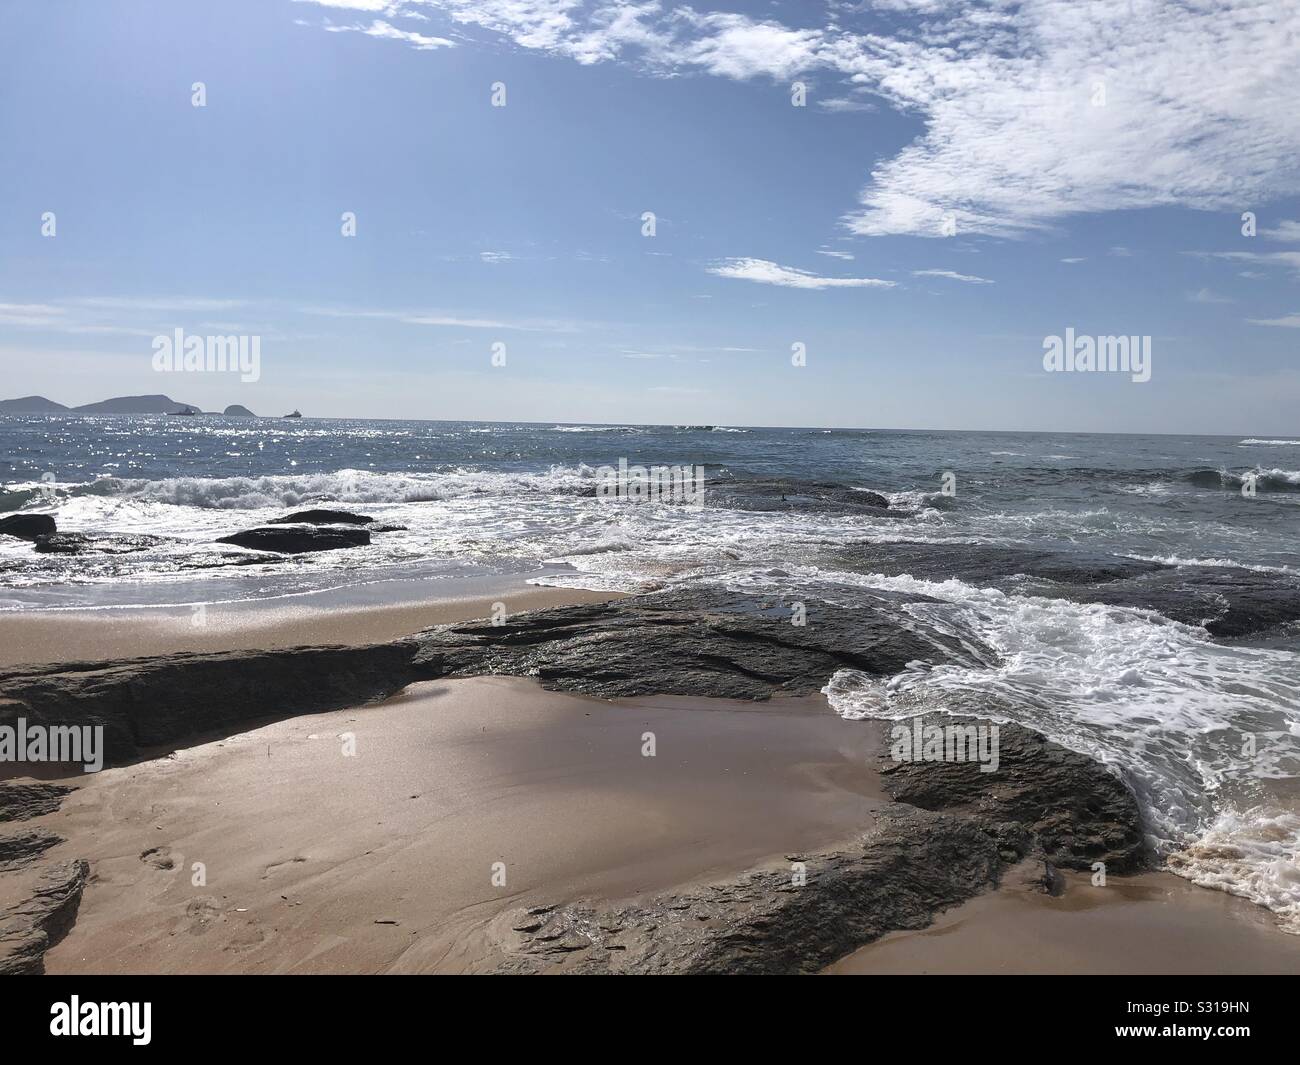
[1,0,1298,432]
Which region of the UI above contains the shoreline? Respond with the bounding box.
[0,584,622,668]
[2,586,1298,974]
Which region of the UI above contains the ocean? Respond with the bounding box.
[2,414,1298,928]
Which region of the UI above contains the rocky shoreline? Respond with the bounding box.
[0,587,1156,975]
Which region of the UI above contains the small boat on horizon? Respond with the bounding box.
[283,410,302,419]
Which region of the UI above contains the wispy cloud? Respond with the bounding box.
[299,304,589,331]
[1265,219,1300,242]
[815,248,855,261]
[1189,287,1232,304]
[913,269,993,285]
[1247,312,1300,328]
[320,16,455,49]
[707,257,894,290]
[299,2,1300,240]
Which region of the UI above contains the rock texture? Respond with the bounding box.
[216,526,370,553]
[412,587,993,700]
[877,716,1146,873]
[0,782,75,823]
[0,859,89,975]
[0,827,62,872]
[0,642,439,764]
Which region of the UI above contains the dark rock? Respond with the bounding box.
[0,514,56,541]
[268,509,374,526]
[488,808,1000,974]
[0,827,62,872]
[0,858,89,975]
[413,587,995,701]
[1063,567,1300,639]
[223,404,256,417]
[707,477,890,513]
[216,526,370,553]
[876,715,1147,873]
[827,540,1300,638]
[830,540,1163,586]
[0,642,439,765]
[0,782,74,822]
[33,532,168,555]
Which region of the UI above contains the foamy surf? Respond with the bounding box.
[804,568,1300,932]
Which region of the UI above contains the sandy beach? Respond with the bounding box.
[0,586,622,668]
[4,590,1298,975]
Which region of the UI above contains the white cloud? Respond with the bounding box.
[708,257,894,289]
[294,0,396,11]
[479,251,515,263]
[322,17,455,49]
[1060,257,1086,264]
[913,269,993,284]
[1265,219,1300,242]
[818,97,875,114]
[306,1,1300,241]
[1247,313,1300,328]
[815,248,854,260]
[1189,287,1232,304]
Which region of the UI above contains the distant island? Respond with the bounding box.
[0,395,261,417]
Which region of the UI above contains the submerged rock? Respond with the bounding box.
[828,539,1300,638]
[707,477,890,513]
[0,514,56,541]
[33,532,169,555]
[216,525,370,553]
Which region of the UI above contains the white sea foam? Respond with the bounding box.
[793,566,1300,930]
[1240,439,1300,446]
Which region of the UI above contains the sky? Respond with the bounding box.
[0,0,1298,433]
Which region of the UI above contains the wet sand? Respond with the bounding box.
[30,677,885,973]
[0,586,620,667]
[826,870,1300,974]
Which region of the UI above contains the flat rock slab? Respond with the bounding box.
[0,642,439,764]
[877,715,1147,874]
[413,587,995,700]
